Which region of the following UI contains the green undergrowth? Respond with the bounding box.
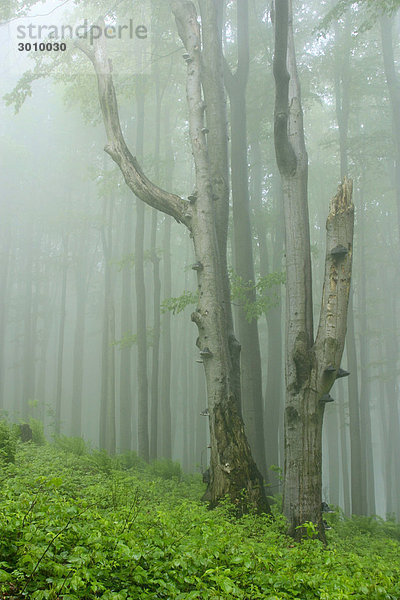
[0,439,400,599]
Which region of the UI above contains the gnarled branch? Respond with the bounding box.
[315,177,354,388]
[75,27,187,224]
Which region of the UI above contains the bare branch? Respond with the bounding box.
[315,177,354,387]
[75,23,187,224]
[273,0,297,176]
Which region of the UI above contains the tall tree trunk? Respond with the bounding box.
[224,0,267,478]
[149,56,163,460]
[99,198,116,454]
[135,85,149,462]
[273,0,354,540]
[334,16,367,515]
[119,196,134,451]
[337,380,351,516]
[55,234,69,435]
[381,14,400,248]
[71,237,88,438]
[251,137,284,491]
[21,224,35,421]
[358,186,375,515]
[160,106,173,460]
[0,225,11,411]
[78,2,269,512]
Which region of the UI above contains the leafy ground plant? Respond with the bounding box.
[0,441,399,599]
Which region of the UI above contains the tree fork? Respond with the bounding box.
[78,5,269,514]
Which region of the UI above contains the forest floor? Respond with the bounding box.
[0,436,400,600]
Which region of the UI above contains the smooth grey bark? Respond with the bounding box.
[251,137,284,490]
[0,225,11,410]
[337,380,351,516]
[381,14,400,245]
[358,186,375,515]
[99,198,116,454]
[77,3,268,511]
[333,16,367,516]
[21,224,35,421]
[150,208,161,461]
[273,0,354,540]
[71,236,89,438]
[160,106,173,460]
[325,406,340,506]
[119,196,134,452]
[224,0,267,478]
[198,0,242,416]
[149,61,162,460]
[55,234,69,435]
[135,84,150,463]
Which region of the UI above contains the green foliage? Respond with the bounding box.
[148,458,183,481]
[318,0,400,36]
[230,269,285,322]
[161,290,198,315]
[29,418,46,446]
[0,444,400,599]
[114,328,155,349]
[297,521,319,539]
[0,420,17,464]
[54,435,89,457]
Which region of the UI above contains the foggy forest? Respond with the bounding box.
[1,0,400,598]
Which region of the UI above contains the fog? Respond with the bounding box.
[1,0,400,523]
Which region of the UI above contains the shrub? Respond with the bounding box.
[54,435,88,456]
[29,418,46,446]
[148,458,182,480]
[0,420,17,464]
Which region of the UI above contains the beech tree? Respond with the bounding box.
[273,0,354,540]
[77,0,269,512]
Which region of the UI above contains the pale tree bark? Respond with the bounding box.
[77,2,269,512]
[0,224,11,411]
[55,233,69,435]
[224,0,267,478]
[358,184,375,515]
[337,380,351,516]
[160,106,173,460]
[134,85,149,462]
[251,136,284,491]
[119,196,134,452]
[99,198,116,454]
[149,53,163,460]
[198,0,242,415]
[273,0,354,540]
[381,13,400,248]
[71,235,89,438]
[334,16,367,515]
[21,223,35,421]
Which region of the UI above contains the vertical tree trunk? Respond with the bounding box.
[0,225,11,411]
[358,186,376,515]
[160,106,173,460]
[119,196,134,451]
[149,57,163,460]
[251,137,284,490]
[99,198,116,454]
[71,236,89,438]
[224,0,267,478]
[79,2,269,512]
[150,210,161,460]
[381,14,400,248]
[21,224,35,421]
[135,85,149,462]
[337,380,351,516]
[55,234,69,435]
[334,16,367,515]
[273,0,354,540]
